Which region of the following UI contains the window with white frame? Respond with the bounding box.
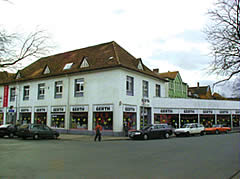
[126,76,134,96]
[142,80,149,98]
[10,87,16,102]
[55,81,63,98]
[156,84,161,97]
[38,83,45,100]
[23,86,30,100]
[74,78,84,97]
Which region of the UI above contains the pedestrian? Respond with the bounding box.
[123,121,129,137]
[94,123,102,142]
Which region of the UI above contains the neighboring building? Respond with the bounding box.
[188,83,213,99]
[154,70,188,98]
[0,41,239,135]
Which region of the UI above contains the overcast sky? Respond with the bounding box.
[1,0,230,94]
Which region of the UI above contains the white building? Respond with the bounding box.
[0,41,239,135]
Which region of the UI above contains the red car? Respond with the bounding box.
[204,124,231,134]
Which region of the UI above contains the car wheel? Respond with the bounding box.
[225,130,229,134]
[53,134,58,139]
[8,133,14,138]
[200,131,205,136]
[215,130,219,135]
[186,132,190,137]
[143,134,149,140]
[33,134,39,140]
[164,132,170,139]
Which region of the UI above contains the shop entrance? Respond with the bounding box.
[140,107,151,129]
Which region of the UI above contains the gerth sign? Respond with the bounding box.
[3,85,9,107]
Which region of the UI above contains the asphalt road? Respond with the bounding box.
[0,133,239,179]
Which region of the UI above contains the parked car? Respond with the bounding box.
[0,124,19,138]
[129,124,174,140]
[204,124,231,134]
[17,124,59,140]
[174,123,205,137]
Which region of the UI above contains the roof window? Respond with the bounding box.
[43,65,50,74]
[138,61,144,70]
[63,63,73,70]
[80,57,89,68]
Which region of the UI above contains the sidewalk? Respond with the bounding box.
[59,134,129,141]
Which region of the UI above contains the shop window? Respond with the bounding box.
[74,78,84,97]
[0,113,3,125]
[34,113,47,125]
[123,112,136,130]
[10,87,16,102]
[126,76,134,96]
[38,83,45,100]
[51,114,65,128]
[23,86,30,101]
[70,112,88,129]
[142,80,149,98]
[156,84,161,97]
[19,113,31,124]
[93,112,113,130]
[55,81,63,98]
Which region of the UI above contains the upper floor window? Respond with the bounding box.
[74,78,84,97]
[38,83,45,100]
[55,81,63,98]
[156,84,161,97]
[142,80,149,98]
[10,87,16,102]
[23,86,30,101]
[126,76,134,96]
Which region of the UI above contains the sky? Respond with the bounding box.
[1,0,232,95]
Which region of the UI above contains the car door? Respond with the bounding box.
[190,124,197,134]
[150,125,158,139]
[158,125,166,138]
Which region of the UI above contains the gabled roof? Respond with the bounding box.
[0,41,167,84]
[157,71,179,80]
[188,86,210,96]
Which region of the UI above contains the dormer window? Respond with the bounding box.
[63,63,73,70]
[138,61,144,70]
[43,65,50,74]
[80,57,89,68]
[16,72,21,79]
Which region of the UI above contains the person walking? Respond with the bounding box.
[94,123,103,142]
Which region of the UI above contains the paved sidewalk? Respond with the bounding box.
[59,134,129,141]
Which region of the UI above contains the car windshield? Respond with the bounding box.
[213,125,221,127]
[19,124,29,129]
[143,126,152,130]
[182,124,191,128]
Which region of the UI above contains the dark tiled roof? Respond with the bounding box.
[188,86,209,96]
[0,71,15,84]
[157,71,179,80]
[0,41,167,84]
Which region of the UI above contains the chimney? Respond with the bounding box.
[153,68,159,73]
[197,82,199,88]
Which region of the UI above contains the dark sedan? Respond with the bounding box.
[0,124,19,138]
[17,124,59,140]
[129,124,174,140]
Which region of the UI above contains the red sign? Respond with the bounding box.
[3,85,9,107]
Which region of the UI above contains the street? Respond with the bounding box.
[0,133,239,179]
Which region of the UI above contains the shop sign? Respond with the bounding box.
[123,105,137,112]
[70,105,88,112]
[179,109,198,114]
[153,108,178,114]
[20,107,32,113]
[3,85,9,107]
[93,105,113,112]
[34,107,48,113]
[199,109,215,114]
[142,98,150,106]
[233,110,240,114]
[215,110,230,114]
[51,106,66,113]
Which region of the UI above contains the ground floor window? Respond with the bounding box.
[180,114,198,127]
[0,113,3,125]
[123,112,137,130]
[93,112,113,130]
[233,115,240,127]
[19,113,31,124]
[200,115,215,127]
[154,114,179,128]
[217,115,231,127]
[34,113,47,125]
[51,113,65,128]
[70,112,88,129]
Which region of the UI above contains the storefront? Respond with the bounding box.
[154,108,179,128]
[140,107,151,129]
[123,105,137,130]
[232,110,240,127]
[34,107,48,125]
[179,109,198,127]
[70,105,88,129]
[93,104,113,130]
[19,107,32,124]
[0,108,3,125]
[216,110,231,127]
[199,109,215,127]
[51,106,66,128]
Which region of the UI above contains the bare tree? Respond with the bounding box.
[205,0,240,88]
[0,28,52,70]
